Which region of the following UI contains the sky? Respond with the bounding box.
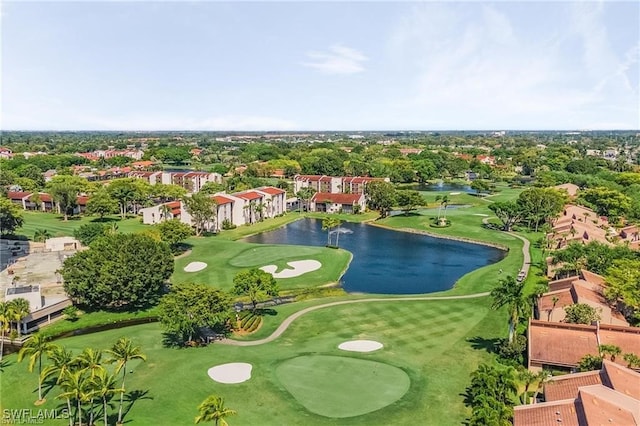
[1,1,639,131]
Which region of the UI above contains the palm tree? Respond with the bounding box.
[321,217,340,246]
[531,370,552,404]
[333,219,344,247]
[440,195,450,221]
[549,296,559,321]
[90,369,124,426]
[490,276,530,344]
[435,195,443,221]
[159,204,172,222]
[33,228,52,242]
[42,345,75,385]
[517,368,538,404]
[76,348,105,424]
[599,344,622,362]
[106,338,147,425]
[0,301,10,363]
[58,369,90,426]
[194,395,236,425]
[8,298,30,337]
[18,333,55,403]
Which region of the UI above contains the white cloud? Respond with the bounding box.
[383,3,639,129]
[302,44,368,75]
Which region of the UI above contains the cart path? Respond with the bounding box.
[219,292,490,347]
[221,219,531,347]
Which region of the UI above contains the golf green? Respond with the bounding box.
[276,355,410,418]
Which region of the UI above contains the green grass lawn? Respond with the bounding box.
[17,211,147,239]
[1,297,503,425]
[172,237,352,292]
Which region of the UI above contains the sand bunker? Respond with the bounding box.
[260,260,322,278]
[184,261,207,272]
[338,340,384,353]
[449,192,461,195]
[207,363,252,384]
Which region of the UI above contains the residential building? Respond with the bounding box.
[0,147,13,159]
[139,201,182,225]
[528,320,640,372]
[160,171,222,193]
[536,270,628,326]
[513,361,640,426]
[293,174,388,195]
[310,192,366,214]
[554,183,580,198]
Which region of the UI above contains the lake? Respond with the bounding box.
[243,219,505,294]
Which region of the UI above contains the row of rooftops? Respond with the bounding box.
[514,360,640,426]
[7,191,89,206]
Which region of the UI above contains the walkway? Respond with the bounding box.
[220,216,532,348]
[219,292,490,347]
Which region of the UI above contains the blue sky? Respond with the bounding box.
[2,1,639,131]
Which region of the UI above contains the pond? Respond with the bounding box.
[243,219,505,294]
[415,182,474,193]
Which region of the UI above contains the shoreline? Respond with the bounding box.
[366,222,510,251]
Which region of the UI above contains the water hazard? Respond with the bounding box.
[243,219,505,294]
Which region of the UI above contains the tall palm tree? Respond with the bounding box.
[440,195,450,221]
[106,338,146,425]
[76,348,105,424]
[599,344,622,362]
[0,301,10,363]
[194,395,236,425]
[18,333,55,403]
[42,344,75,385]
[490,276,530,344]
[58,369,90,426]
[333,219,344,247]
[517,368,538,404]
[531,370,552,404]
[159,204,172,222]
[90,369,124,426]
[8,298,30,337]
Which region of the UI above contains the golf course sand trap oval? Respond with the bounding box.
[207,363,252,384]
[338,340,384,353]
[184,261,207,272]
[260,260,322,278]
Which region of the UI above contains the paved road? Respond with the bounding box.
[220,217,531,348]
[219,292,490,347]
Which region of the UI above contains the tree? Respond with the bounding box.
[42,345,76,385]
[183,192,217,236]
[490,276,530,344]
[18,333,55,403]
[599,344,622,362]
[466,364,517,426]
[604,259,640,313]
[106,338,146,425]
[0,302,10,363]
[61,233,174,309]
[73,223,108,246]
[106,178,138,219]
[623,352,640,369]
[154,219,194,253]
[195,395,236,425]
[321,217,341,246]
[90,369,123,426]
[296,187,316,213]
[232,268,279,311]
[580,187,631,220]
[577,354,603,372]
[395,190,424,215]
[564,303,600,324]
[470,179,491,196]
[0,197,24,235]
[33,228,52,242]
[366,180,396,218]
[159,283,231,344]
[86,189,118,219]
[517,187,567,232]
[435,194,450,223]
[57,369,90,426]
[46,176,86,221]
[8,297,30,337]
[488,201,523,231]
[517,369,537,404]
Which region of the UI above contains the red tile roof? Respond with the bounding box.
[513,399,579,426]
[598,325,640,366]
[234,191,263,201]
[38,193,53,202]
[601,360,640,400]
[578,385,640,425]
[312,192,363,204]
[7,191,32,200]
[258,186,285,196]
[163,201,181,209]
[529,321,600,368]
[76,196,89,206]
[544,371,602,402]
[212,195,234,205]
